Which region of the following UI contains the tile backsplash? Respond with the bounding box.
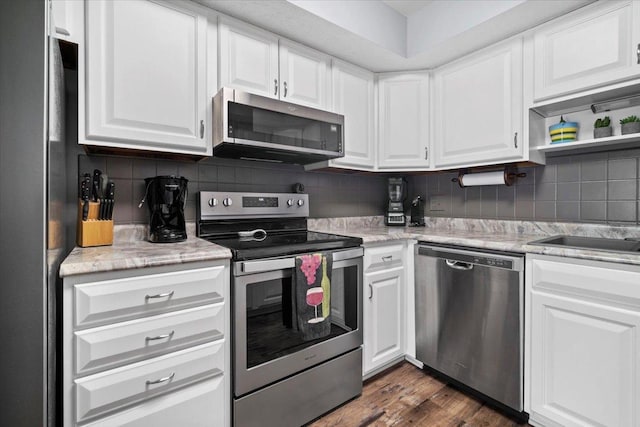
[77,153,389,223]
[76,147,640,226]
[409,148,640,225]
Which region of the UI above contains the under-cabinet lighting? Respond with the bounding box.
[591,94,640,113]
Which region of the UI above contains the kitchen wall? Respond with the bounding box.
[409,148,640,225]
[76,152,389,224]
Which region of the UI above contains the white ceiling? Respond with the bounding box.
[382,0,431,17]
[199,0,595,72]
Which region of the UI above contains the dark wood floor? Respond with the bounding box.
[309,362,530,427]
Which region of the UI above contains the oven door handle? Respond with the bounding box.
[238,247,364,274]
[241,257,296,274]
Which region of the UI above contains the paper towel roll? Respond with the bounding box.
[459,171,507,187]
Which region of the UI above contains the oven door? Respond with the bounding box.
[233,247,363,397]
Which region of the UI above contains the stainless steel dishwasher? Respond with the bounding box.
[415,243,524,414]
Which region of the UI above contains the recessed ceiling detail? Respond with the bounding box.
[382,0,431,17]
[198,0,595,72]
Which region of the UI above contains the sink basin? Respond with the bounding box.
[528,235,640,253]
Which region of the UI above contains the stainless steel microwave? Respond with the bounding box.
[212,87,344,164]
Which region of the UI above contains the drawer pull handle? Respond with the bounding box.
[368,284,373,300]
[145,330,175,341]
[382,255,393,261]
[146,372,175,386]
[145,290,174,300]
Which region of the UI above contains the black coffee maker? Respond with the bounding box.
[141,176,188,243]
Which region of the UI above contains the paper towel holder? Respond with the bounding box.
[451,167,527,188]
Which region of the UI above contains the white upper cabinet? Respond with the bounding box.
[377,72,430,169]
[83,0,212,156]
[533,0,640,101]
[218,17,279,99]
[433,38,523,168]
[279,39,331,108]
[218,17,331,109]
[329,60,375,169]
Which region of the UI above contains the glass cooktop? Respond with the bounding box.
[204,231,362,260]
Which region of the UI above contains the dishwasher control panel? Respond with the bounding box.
[473,257,512,269]
[417,244,524,272]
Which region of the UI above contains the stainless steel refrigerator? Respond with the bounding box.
[0,1,70,425]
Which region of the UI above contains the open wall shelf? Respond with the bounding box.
[533,133,640,157]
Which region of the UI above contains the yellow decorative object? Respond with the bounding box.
[321,257,330,319]
[548,116,579,144]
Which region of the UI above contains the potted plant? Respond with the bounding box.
[593,116,612,138]
[620,115,640,135]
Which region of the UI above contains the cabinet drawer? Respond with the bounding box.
[74,265,225,328]
[75,341,224,424]
[364,244,404,271]
[75,303,225,376]
[530,257,640,309]
[83,376,225,427]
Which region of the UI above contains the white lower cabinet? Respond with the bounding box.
[363,242,407,377]
[526,255,640,427]
[84,376,224,427]
[63,260,230,426]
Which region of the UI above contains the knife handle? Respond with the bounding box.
[82,200,89,221]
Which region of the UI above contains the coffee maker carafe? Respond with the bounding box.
[385,177,407,226]
[142,176,188,243]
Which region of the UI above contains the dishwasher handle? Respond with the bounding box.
[445,259,473,271]
[416,244,524,272]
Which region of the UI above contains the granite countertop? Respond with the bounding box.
[59,225,231,277]
[309,217,640,267]
[61,218,640,277]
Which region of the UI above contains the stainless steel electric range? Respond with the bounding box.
[197,191,364,427]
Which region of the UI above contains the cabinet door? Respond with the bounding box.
[530,291,640,427]
[330,59,375,168]
[528,257,640,427]
[534,1,640,101]
[84,0,209,155]
[378,73,430,169]
[279,39,331,109]
[434,39,523,168]
[218,17,279,98]
[363,267,405,375]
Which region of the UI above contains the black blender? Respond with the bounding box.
[140,176,188,243]
[385,177,407,226]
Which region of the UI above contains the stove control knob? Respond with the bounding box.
[223,198,233,207]
[297,199,305,207]
[208,198,218,207]
[287,199,294,207]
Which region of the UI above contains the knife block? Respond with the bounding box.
[76,200,113,247]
